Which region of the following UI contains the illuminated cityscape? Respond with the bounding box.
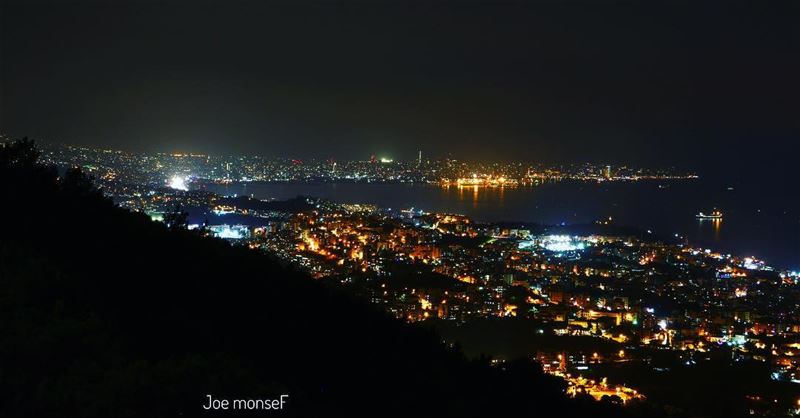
[4,0,800,416]
[24,140,800,414]
[38,142,697,190]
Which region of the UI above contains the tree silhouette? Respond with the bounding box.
[0,136,40,168]
[163,204,188,231]
[61,166,99,196]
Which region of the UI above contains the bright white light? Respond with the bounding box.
[742,257,764,270]
[545,242,579,252]
[518,241,535,250]
[208,225,249,239]
[547,235,571,242]
[658,319,668,330]
[168,175,188,191]
[542,235,585,252]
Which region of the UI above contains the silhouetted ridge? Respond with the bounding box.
[0,139,628,418]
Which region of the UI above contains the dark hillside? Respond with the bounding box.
[0,139,625,418]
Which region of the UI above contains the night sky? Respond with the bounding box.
[2,0,798,174]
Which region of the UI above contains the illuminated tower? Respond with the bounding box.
[418,150,422,167]
[604,165,612,179]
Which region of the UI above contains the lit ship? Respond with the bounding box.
[441,175,519,187]
[696,210,723,219]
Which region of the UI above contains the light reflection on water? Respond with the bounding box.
[697,218,722,243]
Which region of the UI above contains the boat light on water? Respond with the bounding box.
[696,210,723,219]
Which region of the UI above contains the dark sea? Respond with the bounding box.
[201,179,800,270]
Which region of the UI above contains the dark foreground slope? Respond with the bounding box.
[0,140,624,418]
